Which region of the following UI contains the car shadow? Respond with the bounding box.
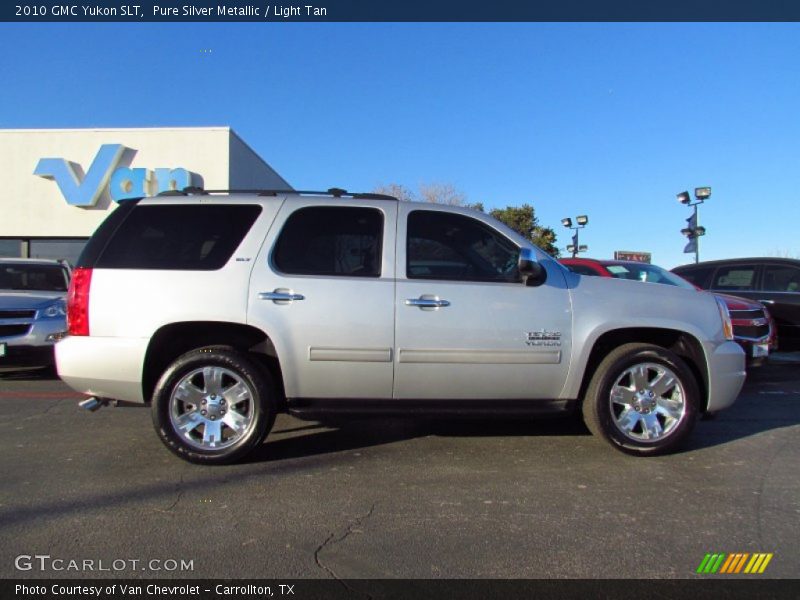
[245,414,589,464]
[686,362,800,451]
[247,362,800,462]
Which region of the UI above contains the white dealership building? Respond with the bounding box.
[0,127,292,263]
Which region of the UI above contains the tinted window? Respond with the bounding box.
[273,207,383,277]
[566,263,603,276]
[95,204,262,270]
[407,211,519,282]
[76,200,138,268]
[0,263,69,291]
[763,264,800,292]
[711,265,757,291]
[674,266,714,288]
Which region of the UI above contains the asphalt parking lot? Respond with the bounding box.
[0,358,799,580]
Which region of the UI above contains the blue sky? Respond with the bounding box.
[1,23,798,267]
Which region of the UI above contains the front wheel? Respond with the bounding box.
[151,346,275,464]
[582,343,700,456]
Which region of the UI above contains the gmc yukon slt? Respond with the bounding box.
[56,189,746,464]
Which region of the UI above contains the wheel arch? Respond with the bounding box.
[575,327,709,412]
[142,321,285,409]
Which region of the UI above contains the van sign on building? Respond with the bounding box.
[0,127,291,263]
[34,144,200,206]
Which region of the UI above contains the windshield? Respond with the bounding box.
[605,263,695,290]
[0,263,70,292]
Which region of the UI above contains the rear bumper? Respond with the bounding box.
[55,336,149,404]
[706,340,747,412]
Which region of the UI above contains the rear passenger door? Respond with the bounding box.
[248,200,397,400]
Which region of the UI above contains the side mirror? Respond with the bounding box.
[518,248,547,287]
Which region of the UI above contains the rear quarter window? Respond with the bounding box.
[93,204,262,270]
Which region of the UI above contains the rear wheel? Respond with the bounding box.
[151,346,275,464]
[582,343,699,456]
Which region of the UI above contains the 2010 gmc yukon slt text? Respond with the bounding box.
[56,189,746,464]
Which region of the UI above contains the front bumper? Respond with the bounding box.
[0,318,66,368]
[706,340,747,412]
[734,337,771,364]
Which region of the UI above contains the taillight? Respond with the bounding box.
[67,267,92,336]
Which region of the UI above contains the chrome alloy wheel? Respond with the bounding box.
[169,366,255,451]
[608,362,687,442]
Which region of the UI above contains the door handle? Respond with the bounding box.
[405,297,450,308]
[758,299,775,305]
[259,290,305,302]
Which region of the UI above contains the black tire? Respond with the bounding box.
[582,343,700,456]
[151,346,276,464]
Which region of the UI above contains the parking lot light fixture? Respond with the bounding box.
[694,187,712,200]
[562,214,589,258]
[676,186,711,264]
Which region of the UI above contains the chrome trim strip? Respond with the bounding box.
[397,348,561,364]
[308,347,393,362]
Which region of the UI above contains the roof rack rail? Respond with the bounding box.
[157,187,398,201]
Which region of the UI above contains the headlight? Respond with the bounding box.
[42,301,67,318]
[715,296,734,341]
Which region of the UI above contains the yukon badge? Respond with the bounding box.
[525,329,562,347]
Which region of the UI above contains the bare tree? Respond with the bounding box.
[373,182,481,209]
[373,183,416,203]
[418,182,467,206]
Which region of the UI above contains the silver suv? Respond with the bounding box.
[1,258,70,368]
[56,190,746,464]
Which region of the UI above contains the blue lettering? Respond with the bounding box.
[153,168,193,194]
[34,144,127,207]
[109,167,150,201]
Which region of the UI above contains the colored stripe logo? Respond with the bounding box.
[696,553,773,574]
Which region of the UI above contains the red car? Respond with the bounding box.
[559,258,777,365]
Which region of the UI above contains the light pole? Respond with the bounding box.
[562,215,589,258]
[677,187,710,264]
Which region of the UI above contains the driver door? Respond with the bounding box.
[393,205,572,400]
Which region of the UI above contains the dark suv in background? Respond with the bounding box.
[672,258,800,351]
